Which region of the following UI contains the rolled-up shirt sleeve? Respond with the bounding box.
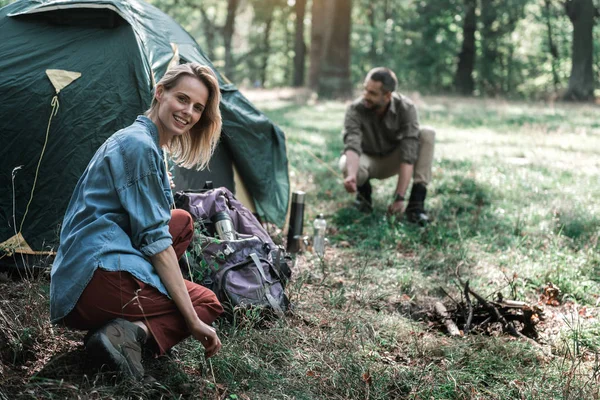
[398,136,420,164]
[396,102,420,164]
[342,105,363,156]
[119,174,172,256]
[113,140,173,257]
[400,102,420,140]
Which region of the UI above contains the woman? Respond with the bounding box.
[50,63,224,380]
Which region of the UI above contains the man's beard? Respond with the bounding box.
[364,99,384,112]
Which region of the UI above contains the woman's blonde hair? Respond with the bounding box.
[147,63,222,170]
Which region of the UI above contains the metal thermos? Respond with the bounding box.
[286,191,305,252]
[212,211,236,241]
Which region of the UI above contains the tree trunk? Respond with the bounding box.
[293,0,307,86]
[544,0,560,91]
[480,0,499,95]
[260,12,274,87]
[285,5,294,85]
[382,0,392,57]
[368,1,377,64]
[223,0,240,81]
[309,0,352,98]
[199,5,216,60]
[309,0,329,89]
[564,0,596,101]
[454,0,477,95]
[505,43,514,93]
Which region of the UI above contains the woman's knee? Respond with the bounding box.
[170,209,193,237]
[189,285,223,318]
[171,209,193,228]
[188,282,221,305]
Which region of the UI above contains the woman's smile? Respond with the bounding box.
[153,75,209,146]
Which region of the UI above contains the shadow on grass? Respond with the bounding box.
[331,159,518,283]
[26,345,208,399]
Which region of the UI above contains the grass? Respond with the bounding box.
[1,92,599,399]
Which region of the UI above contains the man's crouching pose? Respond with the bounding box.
[339,67,435,224]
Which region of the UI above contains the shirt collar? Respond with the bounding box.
[387,93,398,115]
[135,115,161,149]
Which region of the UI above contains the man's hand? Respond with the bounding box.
[387,200,405,216]
[189,319,222,358]
[343,175,358,193]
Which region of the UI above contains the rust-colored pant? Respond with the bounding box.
[64,209,223,355]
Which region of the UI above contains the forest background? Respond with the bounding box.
[163,0,600,101]
[144,0,600,101]
[1,0,597,101]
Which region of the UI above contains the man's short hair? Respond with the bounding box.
[365,67,397,93]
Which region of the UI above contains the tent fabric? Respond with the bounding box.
[0,0,290,255]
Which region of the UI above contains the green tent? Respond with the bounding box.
[0,0,290,257]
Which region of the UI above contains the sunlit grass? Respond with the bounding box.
[245,93,600,399]
[246,92,600,308]
[4,92,599,399]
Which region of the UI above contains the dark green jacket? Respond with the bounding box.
[342,93,420,164]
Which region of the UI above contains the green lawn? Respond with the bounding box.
[1,93,598,399]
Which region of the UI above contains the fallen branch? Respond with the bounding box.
[497,299,533,309]
[434,301,461,336]
[464,280,473,334]
[466,286,541,348]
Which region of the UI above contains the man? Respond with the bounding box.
[339,67,435,224]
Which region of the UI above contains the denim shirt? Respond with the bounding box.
[50,116,174,323]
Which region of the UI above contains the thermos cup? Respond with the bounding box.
[286,191,305,252]
[212,211,236,241]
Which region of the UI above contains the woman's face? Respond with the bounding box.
[154,75,209,145]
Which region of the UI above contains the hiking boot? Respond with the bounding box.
[354,180,373,212]
[405,183,429,226]
[85,318,147,380]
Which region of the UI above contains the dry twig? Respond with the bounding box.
[434,301,461,336]
[464,280,473,334]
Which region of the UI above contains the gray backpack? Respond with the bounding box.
[175,188,292,317]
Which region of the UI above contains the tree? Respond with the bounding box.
[309,0,353,98]
[454,0,477,94]
[251,0,286,87]
[564,0,596,100]
[198,5,217,60]
[401,0,462,92]
[479,0,501,94]
[544,0,561,90]
[293,0,307,86]
[308,0,332,89]
[223,0,240,81]
[478,0,528,95]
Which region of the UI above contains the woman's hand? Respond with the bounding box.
[190,319,222,358]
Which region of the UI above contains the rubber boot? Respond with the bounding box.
[354,180,373,212]
[405,183,429,225]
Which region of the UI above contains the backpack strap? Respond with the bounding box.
[250,253,284,317]
[269,247,284,284]
[272,246,292,282]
